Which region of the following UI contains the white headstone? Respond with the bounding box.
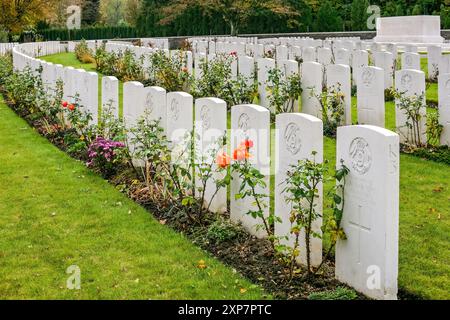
[301,62,323,119]
[327,64,352,125]
[275,113,323,267]
[166,92,194,147]
[276,45,289,63]
[439,54,450,75]
[85,71,99,125]
[143,86,167,131]
[317,47,333,66]
[238,56,255,86]
[231,104,270,238]
[395,70,427,145]
[373,51,395,89]
[335,48,351,66]
[257,58,276,111]
[195,53,207,80]
[102,76,119,118]
[427,45,441,80]
[357,67,385,127]
[195,97,228,213]
[123,81,144,128]
[352,50,369,83]
[438,74,450,146]
[336,125,399,300]
[302,47,316,63]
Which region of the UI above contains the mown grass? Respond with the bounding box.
[0,96,265,300]
[38,53,450,299]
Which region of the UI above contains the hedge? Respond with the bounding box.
[39,26,140,41]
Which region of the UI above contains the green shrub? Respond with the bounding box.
[207,219,241,244]
[75,40,95,64]
[308,287,358,300]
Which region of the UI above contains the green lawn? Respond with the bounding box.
[35,53,450,299]
[0,96,264,300]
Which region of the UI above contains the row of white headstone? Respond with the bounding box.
[11,40,450,148]
[120,84,401,301]
[11,39,402,300]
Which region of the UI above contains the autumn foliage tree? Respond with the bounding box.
[159,0,299,35]
[0,0,56,33]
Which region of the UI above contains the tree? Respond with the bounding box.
[124,0,142,26]
[82,0,101,26]
[100,0,126,26]
[316,1,343,32]
[159,0,299,35]
[351,0,369,31]
[0,0,56,33]
[442,1,450,29]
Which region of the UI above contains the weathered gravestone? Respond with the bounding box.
[336,125,399,300]
[357,66,385,127]
[395,70,427,145]
[195,98,228,213]
[439,74,450,146]
[102,76,119,118]
[275,113,323,267]
[327,64,352,125]
[231,104,270,238]
[301,62,323,119]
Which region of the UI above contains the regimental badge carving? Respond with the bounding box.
[238,113,250,135]
[349,137,372,175]
[361,69,374,88]
[401,73,412,90]
[284,123,301,155]
[145,92,154,114]
[170,98,180,121]
[200,105,211,131]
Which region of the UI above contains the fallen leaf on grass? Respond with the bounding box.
[197,260,207,269]
[240,288,247,294]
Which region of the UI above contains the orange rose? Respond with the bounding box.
[241,139,254,149]
[233,146,251,161]
[216,151,231,169]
